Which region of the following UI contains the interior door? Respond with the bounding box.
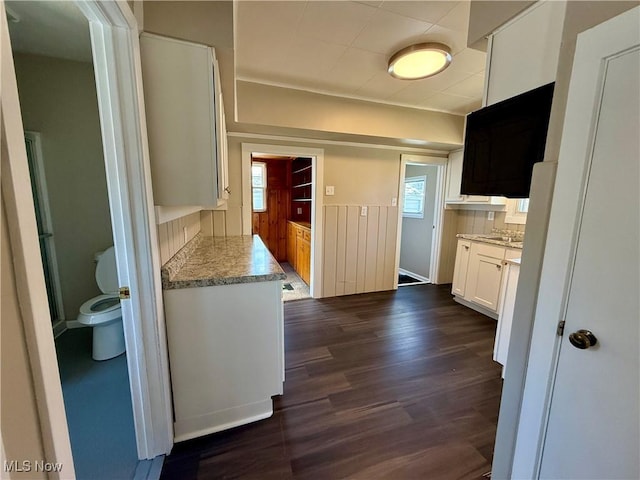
[537,10,639,479]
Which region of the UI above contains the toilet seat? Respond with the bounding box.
[78,294,121,325]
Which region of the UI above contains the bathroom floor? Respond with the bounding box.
[280,262,310,302]
[55,327,139,479]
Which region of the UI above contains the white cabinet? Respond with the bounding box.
[451,238,521,319]
[465,242,505,311]
[445,150,507,208]
[494,259,520,373]
[452,239,471,296]
[164,280,284,441]
[140,33,228,208]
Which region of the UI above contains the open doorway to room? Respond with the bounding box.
[251,154,313,301]
[398,156,445,287]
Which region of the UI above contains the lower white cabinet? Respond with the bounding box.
[494,260,521,374]
[465,242,506,311]
[452,240,471,296]
[452,238,520,319]
[163,280,284,442]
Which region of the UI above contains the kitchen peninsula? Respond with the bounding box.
[161,234,285,442]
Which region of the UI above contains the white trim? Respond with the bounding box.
[505,198,528,224]
[241,143,324,298]
[24,131,66,321]
[395,154,447,289]
[497,7,640,478]
[398,268,429,285]
[78,0,173,459]
[52,320,67,338]
[229,131,453,155]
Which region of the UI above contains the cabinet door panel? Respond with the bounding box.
[467,254,504,311]
[452,240,471,296]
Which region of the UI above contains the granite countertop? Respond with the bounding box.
[162,234,286,290]
[456,230,524,249]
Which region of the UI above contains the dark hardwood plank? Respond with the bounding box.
[160,284,502,479]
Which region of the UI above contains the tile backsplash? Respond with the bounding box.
[457,210,526,235]
[157,211,201,265]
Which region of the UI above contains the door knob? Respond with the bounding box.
[569,329,598,349]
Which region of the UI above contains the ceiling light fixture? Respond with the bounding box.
[388,43,452,80]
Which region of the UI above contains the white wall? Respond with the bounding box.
[14,53,113,319]
[399,164,438,279]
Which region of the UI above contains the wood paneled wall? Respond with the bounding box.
[322,205,398,297]
[251,158,291,261]
[157,212,201,265]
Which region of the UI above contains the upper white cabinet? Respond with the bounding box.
[445,150,506,208]
[485,1,566,106]
[140,33,228,208]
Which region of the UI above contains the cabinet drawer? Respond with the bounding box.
[475,242,506,260]
[505,248,521,260]
[302,230,311,242]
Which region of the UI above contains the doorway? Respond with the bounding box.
[251,154,312,301]
[396,154,447,287]
[7,3,139,477]
[242,143,325,299]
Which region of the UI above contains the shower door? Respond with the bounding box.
[24,132,65,325]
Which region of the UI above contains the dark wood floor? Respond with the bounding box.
[160,284,503,480]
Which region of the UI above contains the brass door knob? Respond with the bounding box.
[569,329,598,349]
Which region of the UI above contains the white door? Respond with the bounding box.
[537,8,639,479]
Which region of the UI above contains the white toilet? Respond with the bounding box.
[78,246,125,361]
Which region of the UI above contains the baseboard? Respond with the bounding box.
[133,456,164,480]
[66,319,88,329]
[398,268,430,283]
[52,320,67,338]
[453,296,499,320]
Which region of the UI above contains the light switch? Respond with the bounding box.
[297,208,302,215]
[325,186,335,196]
[361,206,368,217]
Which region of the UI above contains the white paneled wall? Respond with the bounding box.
[200,207,245,237]
[157,212,201,265]
[322,205,398,297]
[457,210,526,235]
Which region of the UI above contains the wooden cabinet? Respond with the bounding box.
[445,150,507,208]
[288,221,311,285]
[140,33,228,208]
[452,239,471,296]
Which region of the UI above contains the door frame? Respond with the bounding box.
[241,143,324,298]
[395,154,447,287]
[497,6,640,478]
[2,0,174,464]
[24,131,66,332]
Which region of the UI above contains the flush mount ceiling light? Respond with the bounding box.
[388,43,452,80]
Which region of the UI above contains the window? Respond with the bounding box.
[403,176,427,218]
[252,162,267,212]
[505,198,529,224]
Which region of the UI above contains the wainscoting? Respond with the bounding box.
[322,205,398,297]
[200,207,245,237]
[157,212,201,265]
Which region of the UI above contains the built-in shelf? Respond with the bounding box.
[292,198,312,202]
[292,182,313,188]
[292,165,312,174]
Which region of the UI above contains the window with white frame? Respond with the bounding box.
[505,198,529,224]
[403,175,427,218]
[252,162,267,212]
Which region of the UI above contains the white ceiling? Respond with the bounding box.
[236,0,486,115]
[6,0,92,63]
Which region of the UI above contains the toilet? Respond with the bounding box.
[78,246,125,361]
